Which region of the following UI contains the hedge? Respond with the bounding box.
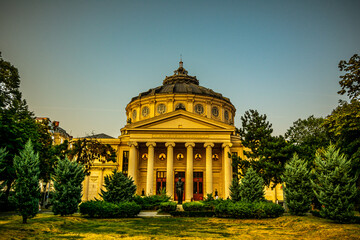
[79,200,141,218]
[159,202,177,213]
[215,200,284,219]
[134,194,170,210]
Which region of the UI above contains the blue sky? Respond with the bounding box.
[1,0,359,138]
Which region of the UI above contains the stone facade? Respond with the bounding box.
[81,61,284,203]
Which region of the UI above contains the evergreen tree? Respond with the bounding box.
[239,167,265,202]
[52,156,85,216]
[282,153,312,215]
[13,140,40,223]
[229,177,241,201]
[312,145,357,223]
[100,170,136,203]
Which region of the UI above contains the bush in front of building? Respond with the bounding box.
[52,157,85,216]
[100,170,136,203]
[182,201,207,211]
[159,202,177,212]
[214,200,284,219]
[134,194,171,210]
[79,200,141,218]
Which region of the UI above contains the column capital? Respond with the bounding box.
[204,142,214,148]
[146,142,157,148]
[165,142,176,148]
[128,141,138,147]
[185,142,195,148]
[222,142,233,148]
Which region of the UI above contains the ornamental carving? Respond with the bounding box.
[212,154,219,161]
[142,153,148,161]
[159,153,166,161]
[177,153,184,161]
[195,153,202,161]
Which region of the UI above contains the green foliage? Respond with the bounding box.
[0,55,53,203]
[237,109,294,187]
[100,170,136,203]
[238,167,265,202]
[324,100,360,189]
[312,145,357,223]
[159,202,177,212]
[0,148,8,198]
[230,177,241,201]
[338,53,360,100]
[182,201,207,211]
[214,200,284,219]
[79,200,141,218]
[134,194,171,210]
[68,138,117,175]
[285,115,329,166]
[52,157,85,216]
[282,153,312,215]
[13,140,40,223]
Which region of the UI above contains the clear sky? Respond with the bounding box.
[1,0,359,138]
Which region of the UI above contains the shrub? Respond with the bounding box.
[100,170,136,203]
[183,201,206,211]
[311,145,357,223]
[282,153,312,215]
[215,200,284,219]
[134,194,170,210]
[159,202,177,212]
[79,200,141,218]
[229,177,241,201]
[52,157,85,216]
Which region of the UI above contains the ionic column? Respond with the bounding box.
[204,142,214,195]
[165,142,175,199]
[128,142,138,184]
[222,142,233,198]
[185,142,195,202]
[146,142,156,195]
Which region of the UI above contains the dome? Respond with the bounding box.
[131,61,231,104]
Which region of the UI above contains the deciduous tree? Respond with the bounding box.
[338,53,360,100]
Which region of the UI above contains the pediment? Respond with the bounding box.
[126,110,234,131]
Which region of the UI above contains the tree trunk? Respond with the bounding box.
[22,215,27,224]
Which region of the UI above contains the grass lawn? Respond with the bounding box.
[0,213,359,240]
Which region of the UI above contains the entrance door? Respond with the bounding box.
[156,171,166,195]
[174,172,185,202]
[193,172,203,201]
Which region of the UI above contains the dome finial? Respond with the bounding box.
[179,54,183,68]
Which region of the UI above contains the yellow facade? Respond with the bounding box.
[82,61,283,203]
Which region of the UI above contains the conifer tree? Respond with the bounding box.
[312,145,357,222]
[282,153,312,215]
[229,177,241,201]
[100,170,136,203]
[52,156,85,216]
[239,167,265,202]
[13,140,40,223]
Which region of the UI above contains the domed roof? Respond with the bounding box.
[131,61,231,104]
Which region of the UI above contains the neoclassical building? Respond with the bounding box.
[81,61,283,203]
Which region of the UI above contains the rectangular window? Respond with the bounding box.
[122,151,129,177]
